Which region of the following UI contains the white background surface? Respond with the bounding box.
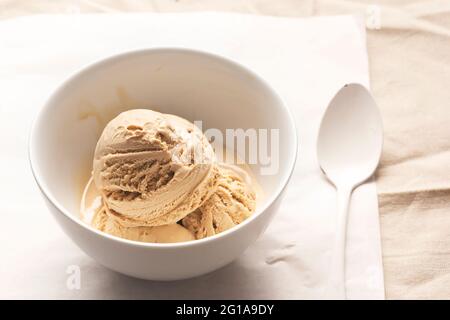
[0,13,384,299]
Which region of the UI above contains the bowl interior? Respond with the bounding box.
[31,49,296,222]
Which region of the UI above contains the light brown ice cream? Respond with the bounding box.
[93,109,219,227]
[92,205,195,243]
[182,164,256,239]
[82,108,260,243]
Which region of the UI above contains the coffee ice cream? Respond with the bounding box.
[182,164,256,239]
[81,108,259,243]
[92,205,195,243]
[92,109,218,227]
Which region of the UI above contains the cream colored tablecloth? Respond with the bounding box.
[1,0,449,299]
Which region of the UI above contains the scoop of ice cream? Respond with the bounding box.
[182,164,256,239]
[93,109,218,227]
[92,205,195,243]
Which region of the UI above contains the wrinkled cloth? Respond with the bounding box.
[1,0,449,299]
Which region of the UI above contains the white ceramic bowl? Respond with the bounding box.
[29,48,297,280]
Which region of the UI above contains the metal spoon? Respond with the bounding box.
[317,83,383,299]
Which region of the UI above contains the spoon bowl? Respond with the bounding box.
[318,83,383,186]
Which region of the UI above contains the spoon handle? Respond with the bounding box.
[328,185,353,299]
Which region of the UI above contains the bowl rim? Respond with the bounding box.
[29,47,298,249]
